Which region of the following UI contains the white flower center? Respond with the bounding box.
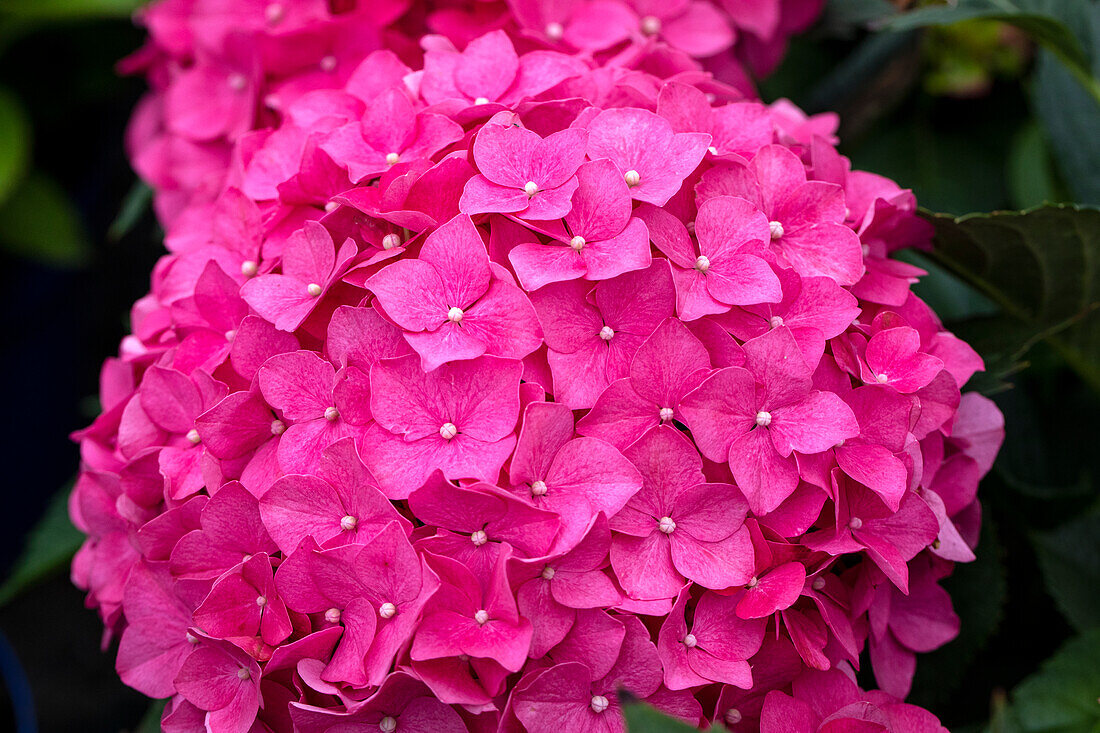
[241,260,258,277]
[683,633,697,648]
[307,282,323,297]
[237,667,251,680]
[474,97,490,106]
[227,73,248,91]
[270,419,286,436]
[755,411,772,427]
[658,516,676,534]
[659,407,674,422]
[599,325,615,341]
[264,2,284,24]
[541,565,556,580]
[769,315,785,329]
[320,55,337,72]
[746,576,759,588]
[570,235,586,251]
[471,530,488,546]
[530,480,548,497]
[224,330,236,341]
[379,717,397,733]
[324,201,339,212]
[849,517,863,530]
[545,22,564,40]
[447,306,464,323]
[324,406,340,422]
[379,602,397,619]
[325,607,341,624]
[694,255,710,273]
[186,428,201,445]
[725,708,743,724]
[861,243,871,257]
[769,220,785,240]
[876,373,889,383]
[640,15,661,35]
[340,515,358,531]
[812,577,826,591]
[590,695,610,714]
[624,169,641,187]
[440,422,458,440]
[474,609,489,625]
[385,152,401,166]
[382,233,402,250]
[255,595,267,607]
[524,181,539,197]
[707,145,718,155]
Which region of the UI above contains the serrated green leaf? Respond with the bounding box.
[0,172,92,267]
[920,204,1100,391]
[1033,511,1100,633]
[0,482,83,606]
[0,0,142,19]
[622,700,702,733]
[1010,629,1100,731]
[0,85,30,206]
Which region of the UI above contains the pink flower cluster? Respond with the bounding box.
[73,2,1006,732]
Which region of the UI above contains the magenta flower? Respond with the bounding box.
[240,221,357,332]
[362,354,522,497]
[657,82,775,159]
[192,552,292,647]
[698,144,864,285]
[859,325,945,393]
[173,635,261,733]
[586,107,710,206]
[365,213,543,370]
[116,562,194,698]
[508,401,642,550]
[277,521,439,686]
[530,261,676,408]
[637,195,782,321]
[577,318,712,451]
[679,326,860,514]
[321,87,463,183]
[460,116,588,220]
[290,671,466,733]
[611,426,755,598]
[411,547,533,673]
[170,482,277,580]
[508,159,652,290]
[658,586,768,689]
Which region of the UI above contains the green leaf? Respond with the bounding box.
[920,204,1100,391]
[1006,122,1065,210]
[622,698,718,733]
[135,699,167,733]
[107,179,152,242]
[0,172,92,267]
[1010,629,1100,731]
[1034,511,1100,632]
[0,482,83,606]
[0,85,30,206]
[0,0,142,19]
[1034,46,1100,206]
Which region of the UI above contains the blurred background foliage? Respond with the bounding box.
[0,0,1099,731]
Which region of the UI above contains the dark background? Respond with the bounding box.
[0,6,1095,733]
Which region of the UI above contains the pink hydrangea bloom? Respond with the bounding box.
[74,6,997,731]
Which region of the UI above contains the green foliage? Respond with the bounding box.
[0,172,92,266]
[0,0,142,19]
[1009,630,1100,731]
[0,84,29,205]
[622,698,723,733]
[135,699,167,733]
[0,483,83,606]
[1034,511,1100,633]
[919,205,1100,391]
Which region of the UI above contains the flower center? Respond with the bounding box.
[186,428,201,445]
[474,609,490,625]
[524,181,539,197]
[530,480,548,497]
[440,422,458,440]
[591,695,610,714]
[876,373,889,383]
[340,515,358,531]
[755,411,772,427]
[385,152,400,166]
[640,15,662,35]
[471,529,488,546]
[255,595,267,607]
[545,21,564,40]
[270,419,287,436]
[379,717,398,733]
[227,73,248,91]
[694,255,710,273]
[659,407,674,422]
[707,145,718,155]
[474,97,490,105]
[746,576,759,588]
[541,565,556,580]
[725,708,743,724]
[683,633,697,648]
[382,233,402,250]
[812,577,826,591]
[264,2,284,24]
[379,602,397,619]
[325,607,341,624]
[624,169,641,187]
[237,667,251,680]
[849,517,863,530]
[599,325,615,341]
[241,260,258,277]
[769,315,785,329]
[570,235,586,251]
[769,220,785,240]
[447,306,464,323]
[320,55,337,72]
[658,516,676,534]
[307,282,323,297]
